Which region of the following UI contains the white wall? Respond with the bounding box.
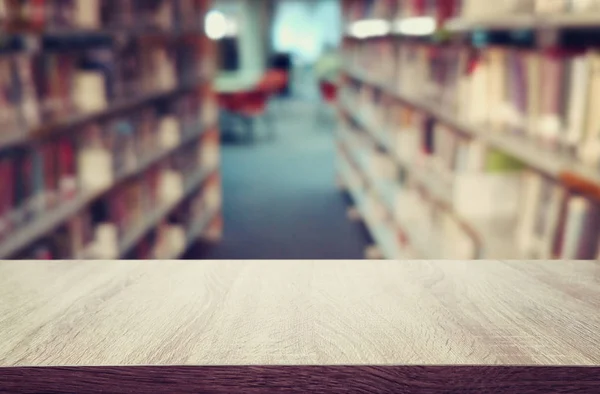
[272,0,342,63]
[212,0,266,75]
[238,0,266,73]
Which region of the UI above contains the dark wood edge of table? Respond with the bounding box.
[0,366,599,393]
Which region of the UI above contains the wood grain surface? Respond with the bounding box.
[0,260,599,366]
[1,260,599,392]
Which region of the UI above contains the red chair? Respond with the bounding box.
[256,69,289,137]
[234,90,271,143]
[217,69,289,143]
[316,80,338,127]
[319,80,338,103]
[260,69,289,96]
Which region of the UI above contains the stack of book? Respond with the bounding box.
[377,42,600,163]
[0,0,221,260]
[0,135,78,239]
[343,0,395,25]
[338,0,600,259]
[2,0,207,31]
[458,0,600,19]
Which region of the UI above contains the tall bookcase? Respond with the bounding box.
[338,0,600,260]
[0,0,222,260]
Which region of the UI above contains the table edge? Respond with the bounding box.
[1,365,599,393]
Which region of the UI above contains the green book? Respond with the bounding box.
[484,149,525,172]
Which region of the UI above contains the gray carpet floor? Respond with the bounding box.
[186,98,368,259]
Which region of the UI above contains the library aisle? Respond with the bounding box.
[186,98,367,259]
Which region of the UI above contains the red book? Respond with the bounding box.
[0,156,13,238]
[29,0,46,29]
[20,149,34,224]
[42,143,51,203]
[137,237,151,260]
[43,141,58,208]
[32,243,53,260]
[57,137,77,199]
[437,0,460,22]
[30,144,46,218]
[147,167,160,206]
[57,55,74,117]
[413,0,427,15]
[111,188,126,237]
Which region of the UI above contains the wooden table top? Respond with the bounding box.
[0,260,599,393]
[1,259,599,366]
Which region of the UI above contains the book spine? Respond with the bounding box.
[43,140,57,208]
[517,171,541,256]
[0,154,12,239]
[73,0,99,29]
[0,57,21,134]
[526,51,541,136]
[30,143,45,219]
[565,54,590,152]
[514,50,528,133]
[19,148,33,225]
[579,51,600,167]
[57,137,77,199]
[576,200,600,259]
[540,183,566,259]
[538,53,560,145]
[15,54,41,129]
[560,196,600,259]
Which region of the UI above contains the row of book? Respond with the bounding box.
[340,83,600,259]
[0,0,208,32]
[0,134,77,240]
[336,141,402,258]
[0,37,207,138]
[16,170,221,260]
[105,137,210,243]
[338,117,478,259]
[0,91,214,244]
[460,0,600,18]
[342,0,461,25]
[343,0,396,24]
[0,0,220,260]
[344,40,600,169]
[516,169,600,260]
[104,130,219,260]
[343,80,523,176]
[343,0,600,26]
[78,91,208,185]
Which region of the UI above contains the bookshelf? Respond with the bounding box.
[0,0,222,260]
[338,0,600,260]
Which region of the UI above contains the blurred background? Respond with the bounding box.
[2,0,600,260]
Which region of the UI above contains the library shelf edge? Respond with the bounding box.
[0,78,209,152]
[0,28,209,55]
[343,67,600,200]
[80,202,219,260]
[446,13,600,32]
[337,124,432,259]
[337,149,405,260]
[115,164,219,259]
[0,124,215,260]
[0,260,598,392]
[338,96,517,260]
[344,14,600,41]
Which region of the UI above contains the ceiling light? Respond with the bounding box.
[394,17,436,36]
[348,19,391,39]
